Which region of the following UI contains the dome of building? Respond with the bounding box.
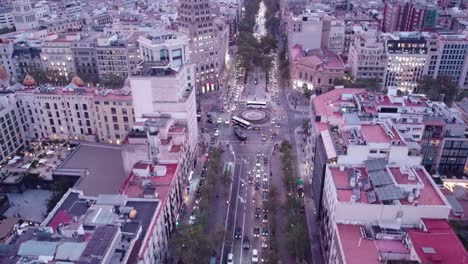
[23,74,36,87]
[71,75,85,87]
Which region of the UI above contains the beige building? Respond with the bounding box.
[40,33,79,81]
[0,93,25,164]
[348,28,387,85]
[15,78,134,144]
[291,46,345,94]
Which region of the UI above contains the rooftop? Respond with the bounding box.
[337,224,410,264]
[329,163,447,206]
[15,85,132,100]
[55,143,127,196]
[408,219,468,264]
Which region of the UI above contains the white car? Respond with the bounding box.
[225,119,230,125]
[252,249,259,263]
[227,253,234,264]
[261,237,268,248]
[214,129,220,137]
[231,105,236,111]
[263,174,268,182]
[189,215,196,225]
[217,118,222,124]
[256,173,261,179]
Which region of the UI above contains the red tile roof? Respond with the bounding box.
[48,210,73,232]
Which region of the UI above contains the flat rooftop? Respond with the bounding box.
[56,143,127,196]
[408,219,468,264]
[329,164,446,206]
[337,224,410,264]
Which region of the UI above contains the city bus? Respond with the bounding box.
[246,101,268,109]
[232,116,252,129]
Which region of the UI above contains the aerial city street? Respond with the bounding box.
[0,0,467,263]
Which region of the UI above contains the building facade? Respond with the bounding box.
[0,94,25,164]
[0,6,14,30]
[383,32,428,93]
[348,29,387,85]
[11,0,38,31]
[40,34,78,82]
[177,0,228,93]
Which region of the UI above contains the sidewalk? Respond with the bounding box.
[286,90,309,113]
[292,127,324,264]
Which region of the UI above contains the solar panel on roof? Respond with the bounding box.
[363,178,372,191]
[375,185,406,201]
[367,191,377,204]
[364,159,387,172]
[369,170,393,187]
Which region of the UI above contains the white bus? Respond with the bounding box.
[232,116,252,129]
[246,101,267,109]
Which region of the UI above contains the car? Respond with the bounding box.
[210,138,216,145]
[261,251,268,262]
[227,253,234,264]
[194,198,201,210]
[255,181,260,190]
[253,227,260,237]
[263,205,268,213]
[255,173,261,179]
[253,126,261,131]
[261,237,268,248]
[263,181,269,190]
[256,162,262,168]
[225,119,230,125]
[189,215,196,225]
[262,227,269,236]
[214,129,220,137]
[231,105,236,111]
[263,174,268,182]
[261,134,267,141]
[262,214,268,223]
[254,79,258,85]
[255,207,261,218]
[207,118,214,124]
[263,157,268,164]
[248,176,254,184]
[235,227,242,239]
[243,236,250,249]
[252,249,259,263]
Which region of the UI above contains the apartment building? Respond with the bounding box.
[70,32,100,84]
[177,0,229,93]
[287,12,323,52]
[40,33,78,81]
[425,32,468,89]
[0,93,25,164]
[12,0,38,31]
[96,33,141,79]
[131,29,198,162]
[382,0,438,33]
[348,29,387,85]
[322,162,454,263]
[0,6,14,30]
[321,17,345,55]
[12,41,42,81]
[15,83,134,144]
[383,32,428,93]
[0,38,16,83]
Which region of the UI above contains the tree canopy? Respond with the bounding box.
[418,75,459,106]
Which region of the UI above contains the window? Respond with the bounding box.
[172,49,183,67]
[114,124,119,130]
[111,108,116,114]
[112,116,118,122]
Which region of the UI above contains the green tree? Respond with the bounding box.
[303,87,312,99]
[418,75,459,106]
[99,73,126,88]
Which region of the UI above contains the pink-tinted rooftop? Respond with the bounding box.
[329,166,447,206]
[337,224,410,264]
[408,219,468,264]
[312,88,366,120]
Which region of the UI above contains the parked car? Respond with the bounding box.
[262,226,269,237]
[255,207,261,218]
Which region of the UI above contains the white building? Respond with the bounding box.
[40,33,78,80]
[287,12,323,52]
[348,28,387,85]
[321,17,345,55]
[383,32,428,93]
[0,6,15,29]
[12,0,38,31]
[131,29,198,161]
[0,94,26,164]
